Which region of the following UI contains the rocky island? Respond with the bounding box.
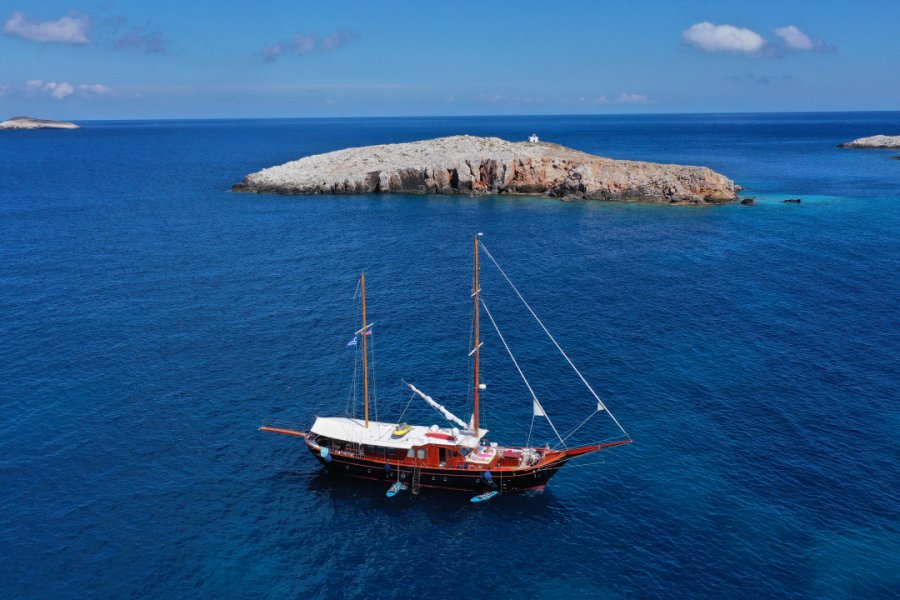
[233,135,738,204]
[838,135,900,149]
[0,116,80,130]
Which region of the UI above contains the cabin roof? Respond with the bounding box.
[310,416,487,449]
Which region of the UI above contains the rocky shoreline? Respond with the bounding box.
[838,135,900,149]
[233,135,738,205]
[0,116,80,130]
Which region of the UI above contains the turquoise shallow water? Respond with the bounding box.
[0,113,898,598]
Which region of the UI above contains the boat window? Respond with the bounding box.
[406,449,414,458]
[417,449,426,460]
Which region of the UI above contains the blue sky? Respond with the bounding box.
[1,0,898,119]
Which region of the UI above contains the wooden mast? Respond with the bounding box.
[361,272,370,428]
[472,235,481,435]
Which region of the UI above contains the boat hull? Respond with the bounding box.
[308,444,571,493]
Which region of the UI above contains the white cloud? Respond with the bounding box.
[682,22,766,54]
[321,30,356,50]
[79,83,111,95]
[616,93,648,104]
[43,82,75,99]
[261,30,358,62]
[773,25,814,50]
[3,11,89,44]
[18,80,111,100]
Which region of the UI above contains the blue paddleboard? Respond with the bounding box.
[386,482,408,497]
[470,491,499,503]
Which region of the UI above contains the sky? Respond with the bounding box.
[0,0,898,119]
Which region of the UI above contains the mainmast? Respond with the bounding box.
[472,234,482,434]
[361,272,370,428]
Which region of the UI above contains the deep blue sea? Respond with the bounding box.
[1,113,898,599]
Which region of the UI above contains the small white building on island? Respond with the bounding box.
[528,133,539,143]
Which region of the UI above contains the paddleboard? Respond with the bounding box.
[470,491,499,503]
[386,481,408,498]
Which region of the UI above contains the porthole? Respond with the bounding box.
[443,477,448,482]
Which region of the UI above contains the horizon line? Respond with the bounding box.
[57,109,900,123]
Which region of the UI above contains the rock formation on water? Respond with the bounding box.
[838,135,900,149]
[0,116,80,130]
[233,135,738,204]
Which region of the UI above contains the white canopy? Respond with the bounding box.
[310,416,487,450]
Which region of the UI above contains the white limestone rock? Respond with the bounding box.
[233,135,738,204]
[0,116,80,130]
[839,135,900,149]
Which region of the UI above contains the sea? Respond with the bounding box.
[1,113,898,599]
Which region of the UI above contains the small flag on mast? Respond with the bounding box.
[346,336,358,347]
[533,398,546,417]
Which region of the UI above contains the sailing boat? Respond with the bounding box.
[260,235,631,495]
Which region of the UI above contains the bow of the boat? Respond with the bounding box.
[562,439,632,460]
[259,425,307,438]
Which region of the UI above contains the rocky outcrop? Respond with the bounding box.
[0,116,80,130]
[838,135,900,149]
[233,135,738,204]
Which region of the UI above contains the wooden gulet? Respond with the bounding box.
[260,235,631,498]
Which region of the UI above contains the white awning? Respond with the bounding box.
[310,416,487,449]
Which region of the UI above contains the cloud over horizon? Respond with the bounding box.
[3,11,90,44]
[773,25,813,50]
[683,22,830,57]
[682,22,766,54]
[25,79,111,100]
[261,30,358,62]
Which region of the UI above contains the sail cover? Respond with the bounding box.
[407,383,468,429]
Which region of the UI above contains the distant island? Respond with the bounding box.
[838,135,900,149]
[233,135,738,204]
[0,116,80,130]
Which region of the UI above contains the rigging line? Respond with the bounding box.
[369,327,378,424]
[395,389,416,425]
[553,410,601,450]
[480,297,566,448]
[479,242,631,440]
[527,413,536,448]
[344,282,363,418]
